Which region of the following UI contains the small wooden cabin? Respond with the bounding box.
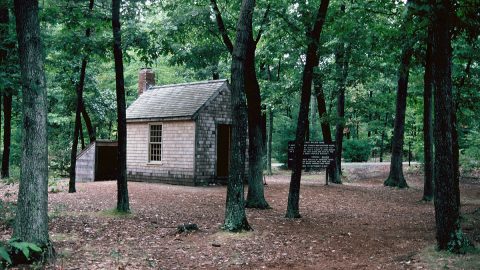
[125,70,232,186]
[75,140,118,182]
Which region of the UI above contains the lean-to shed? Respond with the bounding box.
[75,140,118,182]
[125,69,232,185]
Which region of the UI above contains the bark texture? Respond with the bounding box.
[210,0,269,209]
[286,0,330,219]
[0,1,11,179]
[332,42,350,184]
[1,89,12,178]
[244,38,269,209]
[13,0,50,248]
[81,101,95,142]
[431,0,469,252]
[384,42,413,188]
[422,27,434,201]
[112,0,129,212]
[223,0,254,232]
[314,73,335,179]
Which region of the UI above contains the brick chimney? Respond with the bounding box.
[138,68,155,96]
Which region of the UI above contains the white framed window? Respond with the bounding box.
[149,124,162,162]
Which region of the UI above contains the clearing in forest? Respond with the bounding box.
[0,170,479,269]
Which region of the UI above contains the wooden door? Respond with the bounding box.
[216,124,231,178]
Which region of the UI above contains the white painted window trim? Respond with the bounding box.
[148,123,163,164]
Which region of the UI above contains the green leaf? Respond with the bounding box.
[25,243,42,252]
[0,246,12,264]
[9,241,30,259]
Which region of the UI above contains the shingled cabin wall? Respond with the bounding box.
[195,84,232,185]
[126,121,196,185]
[126,78,237,186]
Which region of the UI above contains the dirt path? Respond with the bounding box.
[1,171,479,269]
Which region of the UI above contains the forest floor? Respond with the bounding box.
[0,167,479,269]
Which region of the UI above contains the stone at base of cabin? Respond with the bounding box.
[176,223,199,233]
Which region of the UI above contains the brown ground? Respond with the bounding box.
[1,169,479,270]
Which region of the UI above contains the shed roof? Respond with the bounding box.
[126,79,228,122]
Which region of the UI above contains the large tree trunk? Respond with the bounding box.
[384,1,415,188]
[13,0,51,251]
[286,0,330,219]
[1,89,12,178]
[211,0,269,209]
[112,0,129,213]
[431,0,470,252]
[223,0,254,232]
[244,43,269,209]
[69,0,95,193]
[422,27,434,201]
[384,42,413,188]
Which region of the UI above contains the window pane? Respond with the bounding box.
[149,125,162,161]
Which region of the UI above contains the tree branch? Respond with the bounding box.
[210,0,233,54]
[255,4,271,45]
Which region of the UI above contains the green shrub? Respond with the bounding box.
[461,130,480,172]
[0,239,43,268]
[343,139,372,162]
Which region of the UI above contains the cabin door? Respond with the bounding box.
[216,124,231,178]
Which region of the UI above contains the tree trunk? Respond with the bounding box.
[266,107,273,175]
[1,89,12,178]
[68,76,82,193]
[286,0,330,219]
[0,0,5,175]
[112,0,129,213]
[314,72,335,179]
[422,27,434,201]
[431,0,471,252]
[13,0,51,251]
[244,45,269,209]
[314,75,332,143]
[80,123,85,149]
[332,42,350,184]
[81,101,95,142]
[69,0,95,194]
[0,2,11,179]
[223,0,255,232]
[211,0,269,209]
[384,41,413,188]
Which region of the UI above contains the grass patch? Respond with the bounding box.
[419,245,480,269]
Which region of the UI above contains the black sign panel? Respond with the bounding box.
[287,141,335,169]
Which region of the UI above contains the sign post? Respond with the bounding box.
[287,141,335,184]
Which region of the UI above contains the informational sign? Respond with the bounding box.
[287,141,335,169]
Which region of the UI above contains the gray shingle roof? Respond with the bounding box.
[126,79,228,122]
